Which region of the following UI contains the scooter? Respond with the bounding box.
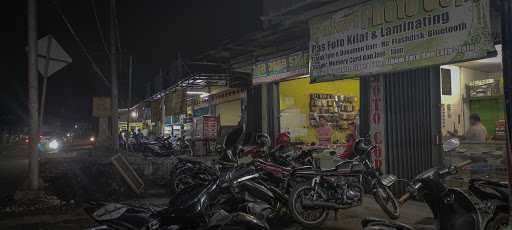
[362,138,509,230]
[362,160,474,230]
[469,178,509,230]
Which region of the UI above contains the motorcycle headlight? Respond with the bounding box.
[380,174,398,187]
[49,140,60,150]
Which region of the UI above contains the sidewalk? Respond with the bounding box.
[286,198,432,230]
[0,198,431,230]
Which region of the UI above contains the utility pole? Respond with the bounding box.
[500,0,512,225]
[127,56,132,133]
[160,69,165,136]
[27,0,39,190]
[110,0,119,151]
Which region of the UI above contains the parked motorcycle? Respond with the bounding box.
[288,137,400,228]
[252,159,317,212]
[169,156,218,195]
[85,163,271,230]
[362,139,509,230]
[124,134,190,157]
[469,178,509,230]
[169,126,247,195]
[362,160,474,230]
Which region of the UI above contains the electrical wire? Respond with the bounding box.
[90,0,109,55]
[51,1,111,87]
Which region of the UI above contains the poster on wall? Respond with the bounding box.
[309,0,495,83]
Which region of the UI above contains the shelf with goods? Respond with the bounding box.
[309,93,357,131]
[495,120,506,141]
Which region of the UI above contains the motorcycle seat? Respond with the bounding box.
[293,166,313,171]
[320,167,338,173]
[469,178,509,201]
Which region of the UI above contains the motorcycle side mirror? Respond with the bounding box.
[443,138,460,152]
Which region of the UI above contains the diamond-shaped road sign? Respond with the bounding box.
[37,35,72,77]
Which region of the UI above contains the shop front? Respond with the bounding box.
[188,87,244,155]
[438,44,507,181]
[306,0,500,186]
[252,48,361,168]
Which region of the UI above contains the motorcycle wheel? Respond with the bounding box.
[169,168,195,195]
[373,183,400,220]
[485,212,509,230]
[288,183,328,228]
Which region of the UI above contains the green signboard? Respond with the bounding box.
[253,51,309,84]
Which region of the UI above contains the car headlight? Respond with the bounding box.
[90,136,95,142]
[49,140,60,150]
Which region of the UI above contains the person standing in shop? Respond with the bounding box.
[465,113,488,143]
[449,113,488,143]
[316,116,333,146]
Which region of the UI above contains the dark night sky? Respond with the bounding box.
[0,0,260,128]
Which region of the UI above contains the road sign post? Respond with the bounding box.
[37,35,72,129]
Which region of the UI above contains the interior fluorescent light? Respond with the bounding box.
[187,91,210,98]
[186,91,205,95]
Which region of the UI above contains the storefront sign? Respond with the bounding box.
[203,116,219,139]
[370,76,385,171]
[119,122,144,131]
[253,51,309,84]
[309,0,494,83]
[193,107,209,117]
[92,97,111,117]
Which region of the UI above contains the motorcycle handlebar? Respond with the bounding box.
[455,160,472,169]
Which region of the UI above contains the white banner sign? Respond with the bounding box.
[309,0,494,82]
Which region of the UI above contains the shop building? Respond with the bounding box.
[128,58,251,155]
[223,0,508,189]
[127,0,510,190]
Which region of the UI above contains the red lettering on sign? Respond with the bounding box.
[372,98,381,112]
[373,132,383,145]
[372,84,380,96]
[373,145,382,158]
[373,159,382,169]
[372,112,381,124]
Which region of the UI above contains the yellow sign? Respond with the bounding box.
[119,122,144,131]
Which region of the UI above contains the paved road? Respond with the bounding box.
[0,196,433,230]
[0,140,93,198]
[0,145,29,198]
[0,143,434,229]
